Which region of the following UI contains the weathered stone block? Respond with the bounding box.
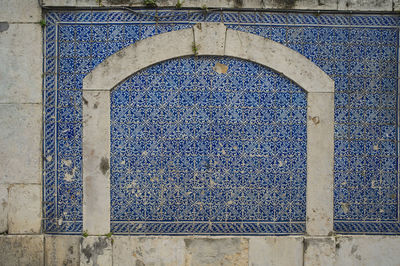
[45,235,81,266]
[185,237,248,266]
[0,0,41,22]
[80,236,112,266]
[338,0,392,10]
[335,236,400,266]
[394,0,400,10]
[0,24,42,103]
[42,0,80,5]
[0,185,8,233]
[0,104,41,184]
[257,0,338,9]
[249,236,303,266]
[113,236,185,266]
[304,237,335,266]
[8,184,41,234]
[0,235,44,266]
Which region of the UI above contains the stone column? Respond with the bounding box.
[82,90,111,235]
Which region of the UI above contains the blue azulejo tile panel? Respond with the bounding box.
[110,56,307,234]
[43,9,399,234]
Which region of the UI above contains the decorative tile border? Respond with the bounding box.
[110,221,306,235]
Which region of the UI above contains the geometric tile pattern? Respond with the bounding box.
[43,10,399,234]
[333,32,399,230]
[110,57,307,234]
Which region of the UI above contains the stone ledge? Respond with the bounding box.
[41,0,394,11]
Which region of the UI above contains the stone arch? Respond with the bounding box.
[84,23,333,93]
[82,23,334,236]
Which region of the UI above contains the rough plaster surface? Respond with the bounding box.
[80,236,112,266]
[0,24,42,103]
[0,235,44,266]
[113,236,185,266]
[0,104,41,184]
[0,0,41,22]
[0,185,8,233]
[83,91,111,235]
[249,236,303,266]
[8,184,41,234]
[41,0,394,11]
[45,235,81,266]
[185,238,249,266]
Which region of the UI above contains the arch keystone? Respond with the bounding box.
[193,22,227,56]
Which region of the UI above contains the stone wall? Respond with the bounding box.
[1,0,400,265]
[3,235,400,265]
[0,0,42,235]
